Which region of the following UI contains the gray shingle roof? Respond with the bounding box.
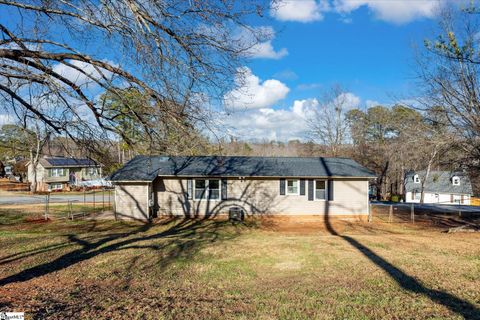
[40,157,99,167]
[405,171,472,195]
[109,155,376,182]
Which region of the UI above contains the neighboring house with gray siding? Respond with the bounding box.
[110,155,376,221]
[27,157,102,192]
[404,171,472,205]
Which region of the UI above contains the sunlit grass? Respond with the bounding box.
[0,210,479,319]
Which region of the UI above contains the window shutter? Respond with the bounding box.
[279,178,286,195]
[221,178,227,200]
[308,179,314,201]
[187,179,193,199]
[328,180,334,201]
[300,179,305,195]
[450,194,453,203]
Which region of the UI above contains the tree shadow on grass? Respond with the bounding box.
[319,158,480,319]
[0,217,249,287]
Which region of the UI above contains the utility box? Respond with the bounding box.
[228,206,244,221]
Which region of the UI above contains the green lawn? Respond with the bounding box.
[0,210,479,319]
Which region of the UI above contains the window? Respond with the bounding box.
[48,183,63,191]
[414,192,421,200]
[452,176,460,186]
[286,179,299,195]
[414,174,420,183]
[194,179,207,199]
[208,179,220,200]
[194,179,221,200]
[87,167,98,176]
[452,194,461,204]
[315,180,327,200]
[50,168,66,177]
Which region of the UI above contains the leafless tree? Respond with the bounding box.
[308,85,351,157]
[28,120,50,193]
[417,4,480,171]
[0,0,273,155]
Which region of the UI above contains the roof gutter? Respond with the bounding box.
[110,175,376,183]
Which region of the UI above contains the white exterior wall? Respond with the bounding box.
[154,177,369,218]
[114,177,370,221]
[405,192,471,205]
[114,183,150,220]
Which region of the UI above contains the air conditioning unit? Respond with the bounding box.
[229,206,244,221]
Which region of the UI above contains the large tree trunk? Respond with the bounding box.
[420,147,438,204]
[376,161,390,200]
[29,149,39,193]
[400,165,405,201]
[29,124,48,194]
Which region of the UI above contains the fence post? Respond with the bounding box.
[368,202,372,222]
[69,200,73,220]
[411,203,415,223]
[389,205,393,223]
[44,194,49,220]
[102,187,105,211]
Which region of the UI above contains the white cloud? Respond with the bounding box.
[271,0,446,24]
[224,67,290,110]
[220,91,362,141]
[52,60,114,86]
[273,70,299,81]
[334,92,361,110]
[333,0,442,24]
[221,98,319,141]
[0,114,13,126]
[241,26,288,60]
[271,0,330,22]
[248,41,288,59]
[365,99,380,108]
[296,83,323,91]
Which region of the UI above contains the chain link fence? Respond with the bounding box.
[371,202,480,227]
[20,188,115,221]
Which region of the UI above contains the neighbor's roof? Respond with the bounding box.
[109,155,376,182]
[404,171,472,195]
[39,157,99,168]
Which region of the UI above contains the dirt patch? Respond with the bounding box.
[24,216,51,223]
[250,215,374,234]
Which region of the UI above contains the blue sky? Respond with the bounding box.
[220,0,444,142]
[251,8,431,106]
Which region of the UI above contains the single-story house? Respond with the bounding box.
[404,171,472,205]
[27,156,102,191]
[109,155,376,221]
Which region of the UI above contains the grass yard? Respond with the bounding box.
[0,210,479,319]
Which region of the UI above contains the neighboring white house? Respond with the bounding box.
[404,171,472,205]
[27,156,102,191]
